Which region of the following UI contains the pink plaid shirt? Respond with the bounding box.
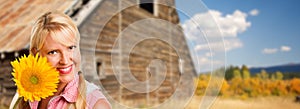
[28,75,109,109]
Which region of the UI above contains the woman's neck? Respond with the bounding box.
[54,82,68,96]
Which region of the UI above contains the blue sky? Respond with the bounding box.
[175,0,300,72]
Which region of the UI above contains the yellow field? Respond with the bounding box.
[186,96,300,109]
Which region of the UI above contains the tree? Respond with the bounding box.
[271,74,276,81]
[195,74,209,96]
[241,65,250,79]
[256,73,262,79]
[260,70,269,80]
[220,80,229,96]
[225,66,235,80]
[275,71,283,80]
[290,78,300,94]
[233,67,241,79]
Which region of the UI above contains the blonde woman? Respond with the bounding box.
[10,11,111,109]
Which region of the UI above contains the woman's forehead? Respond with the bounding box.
[43,35,67,47]
[49,28,78,45]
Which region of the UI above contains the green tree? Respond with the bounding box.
[241,65,250,79]
[233,67,241,79]
[275,71,283,80]
[225,66,235,80]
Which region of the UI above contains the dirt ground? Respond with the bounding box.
[185,96,300,109]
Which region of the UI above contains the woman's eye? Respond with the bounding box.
[48,50,57,55]
[69,46,76,50]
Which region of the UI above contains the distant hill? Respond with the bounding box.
[249,63,300,74]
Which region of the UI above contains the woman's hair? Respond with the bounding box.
[30,11,80,54]
[17,11,87,109]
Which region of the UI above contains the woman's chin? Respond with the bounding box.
[59,72,75,84]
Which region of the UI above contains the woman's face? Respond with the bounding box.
[39,31,81,84]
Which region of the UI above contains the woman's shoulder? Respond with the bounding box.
[85,81,111,108]
[85,81,100,94]
[85,81,107,99]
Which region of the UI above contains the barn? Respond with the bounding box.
[0,0,196,108]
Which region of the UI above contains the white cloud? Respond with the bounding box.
[249,9,259,16]
[183,10,251,38]
[262,48,278,54]
[182,9,252,72]
[280,46,291,52]
[199,57,210,63]
[262,46,291,54]
[215,10,251,37]
[183,9,250,52]
[224,38,243,51]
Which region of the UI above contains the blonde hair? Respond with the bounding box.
[18,11,87,109]
[30,11,80,54]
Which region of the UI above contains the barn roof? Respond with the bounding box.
[0,0,101,53]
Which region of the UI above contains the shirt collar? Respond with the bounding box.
[29,74,79,108]
[61,74,79,103]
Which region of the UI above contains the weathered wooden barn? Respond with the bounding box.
[0,0,196,108]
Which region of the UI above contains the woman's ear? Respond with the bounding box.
[31,47,38,55]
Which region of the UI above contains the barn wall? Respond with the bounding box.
[79,0,196,107]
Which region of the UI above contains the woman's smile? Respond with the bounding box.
[57,65,73,74]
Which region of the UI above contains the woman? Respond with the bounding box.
[11,11,111,109]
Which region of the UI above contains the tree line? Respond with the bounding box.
[195,65,300,99]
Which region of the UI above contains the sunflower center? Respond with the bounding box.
[30,76,38,85]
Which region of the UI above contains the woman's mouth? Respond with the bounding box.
[57,65,73,74]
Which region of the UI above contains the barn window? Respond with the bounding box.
[139,0,154,14]
[97,61,106,79]
[96,62,101,75]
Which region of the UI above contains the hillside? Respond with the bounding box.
[249,63,300,74]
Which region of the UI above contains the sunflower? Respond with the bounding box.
[11,54,59,102]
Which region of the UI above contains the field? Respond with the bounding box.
[186,96,300,109]
[2,96,300,109]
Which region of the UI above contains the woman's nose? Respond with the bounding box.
[59,52,71,65]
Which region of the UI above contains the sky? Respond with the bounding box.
[175,0,300,72]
